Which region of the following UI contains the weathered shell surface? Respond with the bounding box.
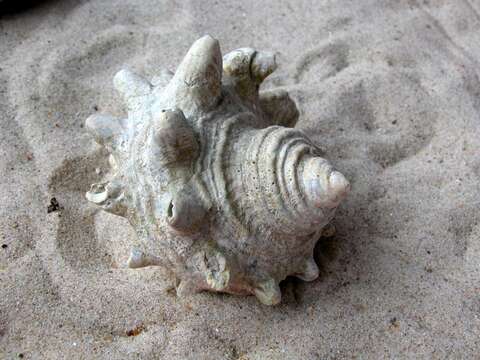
[85,35,350,305]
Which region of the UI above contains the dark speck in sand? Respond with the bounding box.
[47,197,63,213]
[389,317,400,329]
[126,323,144,337]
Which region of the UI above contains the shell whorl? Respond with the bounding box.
[217,124,347,237]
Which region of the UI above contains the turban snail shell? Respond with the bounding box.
[85,35,350,305]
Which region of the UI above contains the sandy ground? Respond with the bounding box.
[1,0,479,359]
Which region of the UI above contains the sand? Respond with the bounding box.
[1,0,479,359]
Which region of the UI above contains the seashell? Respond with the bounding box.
[85,35,350,305]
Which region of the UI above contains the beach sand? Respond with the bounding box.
[1,0,479,358]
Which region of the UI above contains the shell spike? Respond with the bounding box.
[254,278,281,306]
[176,278,202,297]
[195,250,230,292]
[85,113,125,152]
[152,108,199,166]
[127,248,167,268]
[166,35,222,116]
[151,69,174,88]
[296,258,319,282]
[223,48,277,102]
[113,68,153,111]
[86,179,127,216]
[251,50,277,83]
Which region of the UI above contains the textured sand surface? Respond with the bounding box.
[1,1,480,359]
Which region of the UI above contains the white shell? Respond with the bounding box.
[85,35,350,305]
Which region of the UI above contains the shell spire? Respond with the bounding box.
[164,35,223,117]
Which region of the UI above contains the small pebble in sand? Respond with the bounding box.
[389,317,400,330]
[126,323,144,337]
[47,197,62,213]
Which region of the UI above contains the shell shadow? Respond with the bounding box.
[48,149,113,269]
[279,170,385,307]
[279,231,342,306]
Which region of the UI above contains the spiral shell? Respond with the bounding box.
[85,35,350,305]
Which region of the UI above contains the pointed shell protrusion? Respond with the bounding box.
[113,69,152,112]
[250,51,277,83]
[175,250,231,298]
[193,250,230,292]
[165,35,222,116]
[254,278,282,306]
[223,48,277,84]
[151,69,174,88]
[166,188,206,234]
[127,248,165,269]
[85,183,109,204]
[296,258,320,282]
[152,109,199,166]
[85,114,125,152]
[223,48,277,101]
[176,278,201,297]
[86,179,127,216]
